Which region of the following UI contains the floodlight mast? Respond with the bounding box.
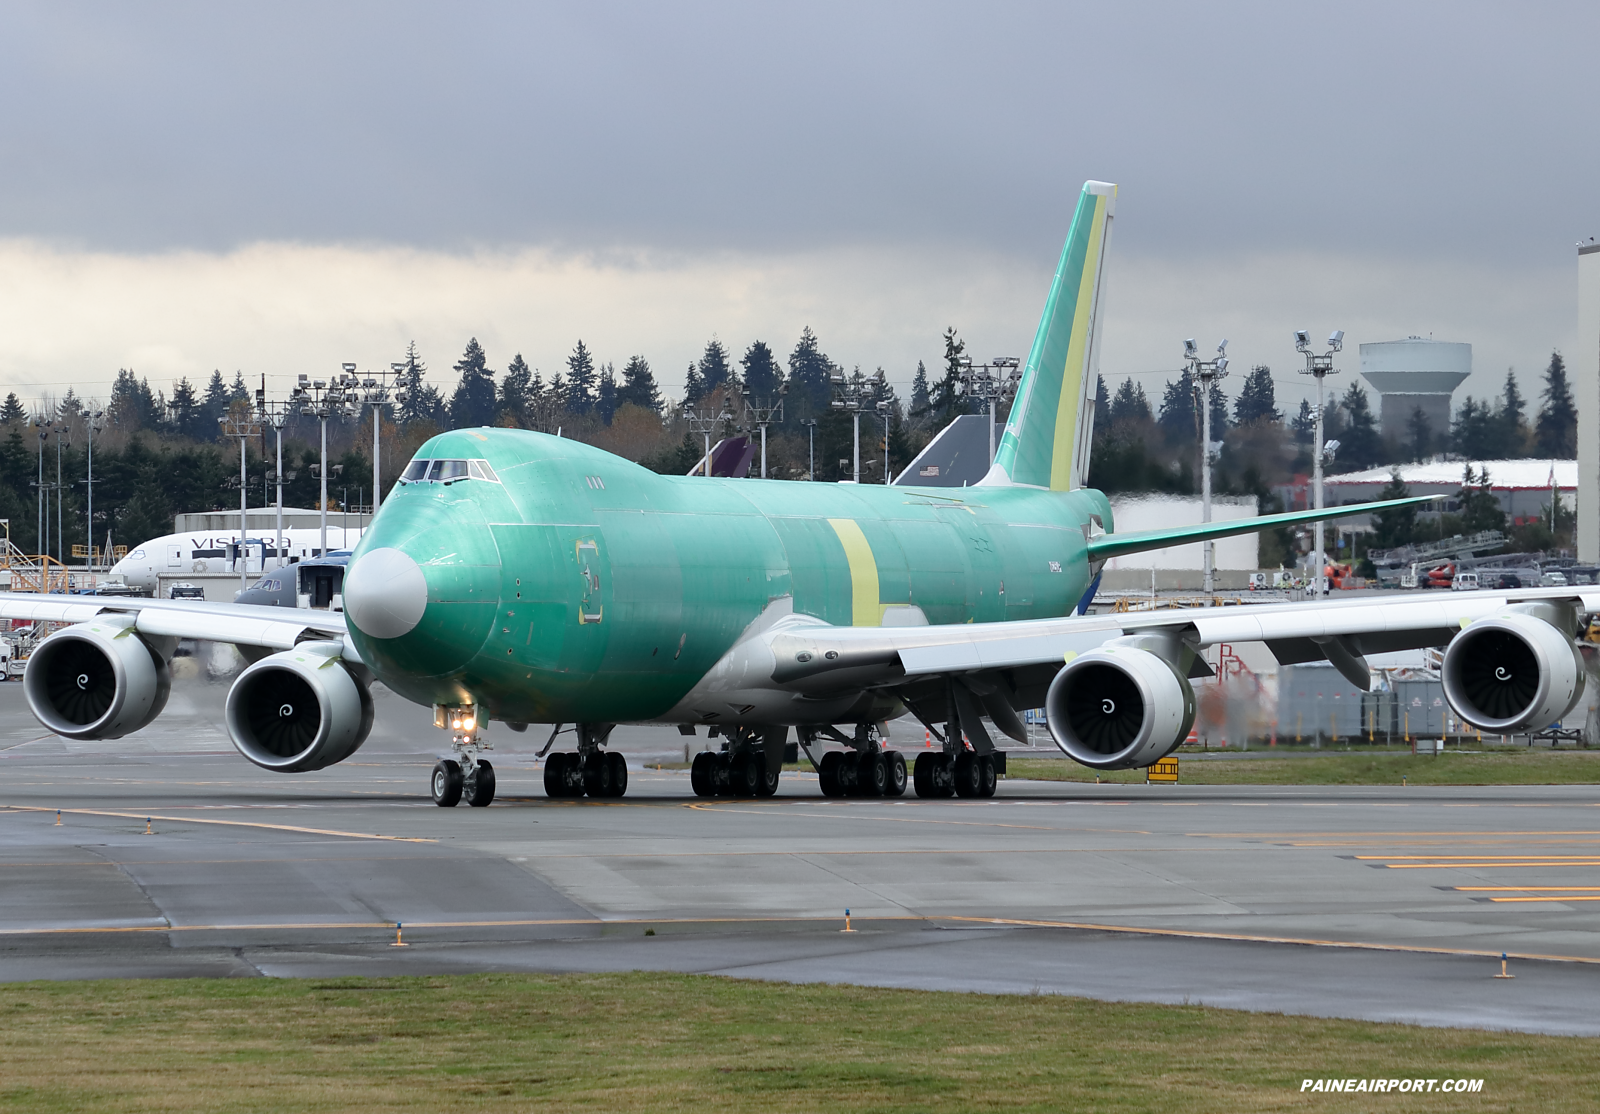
[1184,339,1229,594]
[1297,329,1343,596]
[256,391,290,570]
[830,369,888,482]
[218,402,262,592]
[958,356,1023,462]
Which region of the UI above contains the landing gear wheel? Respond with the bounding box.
[730,752,763,797]
[465,760,496,807]
[858,751,888,797]
[953,752,981,798]
[543,752,567,798]
[756,757,780,797]
[561,752,586,796]
[712,753,735,796]
[431,759,463,807]
[584,753,615,798]
[690,751,715,797]
[818,751,844,797]
[977,754,997,798]
[606,751,628,798]
[913,752,937,798]
[884,751,907,797]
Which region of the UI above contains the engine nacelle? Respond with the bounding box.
[23,616,172,739]
[224,644,375,772]
[1045,641,1196,770]
[1442,611,1584,733]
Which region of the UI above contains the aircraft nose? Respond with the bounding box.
[344,547,429,639]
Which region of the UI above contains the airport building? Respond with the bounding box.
[1358,337,1471,441]
[1321,459,1575,525]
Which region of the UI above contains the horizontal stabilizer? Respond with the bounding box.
[1085,495,1435,563]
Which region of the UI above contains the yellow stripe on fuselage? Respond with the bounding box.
[827,518,882,627]
[1048,193,1106,491]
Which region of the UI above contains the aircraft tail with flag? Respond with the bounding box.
[979,180,1115,491]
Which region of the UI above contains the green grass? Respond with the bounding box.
[1,972,1595,1111]
[1008,747,1600,785]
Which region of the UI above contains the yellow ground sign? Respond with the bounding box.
[1146,757,1179,783]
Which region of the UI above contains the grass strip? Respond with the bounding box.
[1008,748,1600,786]
[2,971,1597,1112]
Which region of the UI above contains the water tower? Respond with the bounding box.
[1358,337,1471,442]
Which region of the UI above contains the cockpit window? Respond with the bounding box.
[401,457,496,484]
[430,459,469,482]
[129,548,145,559]
[400,459,430,483]
[468,459,500,483]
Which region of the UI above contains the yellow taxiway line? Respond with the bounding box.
[1,806,435,843]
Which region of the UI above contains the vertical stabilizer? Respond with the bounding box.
[979,181,1115,490]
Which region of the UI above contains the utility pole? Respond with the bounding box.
[1183,339,1229,594]
[957,356,1022,462]
[257,393,289,570]
[830,368,887,483]
[84,409,103,586]
[219,401,262,593]
[803,419,817,480]
[35,419,49,565]
[1297,329,1344,597]
[879,400,893,484]
[745,388,785,479]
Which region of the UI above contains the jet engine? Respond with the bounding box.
[1441,611,1584,733]
[22,616,173,739]
[1045,640,1196,770]
[224,644,375,772]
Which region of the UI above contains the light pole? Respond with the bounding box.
[957,356,1022,462]
[1296,329,1344,597]
[84,409,103,586]
[1183,339,1229,594]
[256,394,289,569]
[220,401,262,592]
[745,388,785,479]
[878,400,893,484]
[830,368,886,483]
[34,418,48,562]
[55,423,66,569]
[686,404,732,477]
[292,369,360,556]
[355,365,399,514]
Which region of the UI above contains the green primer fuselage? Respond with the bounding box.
[348,428,1111,724]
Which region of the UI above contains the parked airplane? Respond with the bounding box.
[1,182,1578,813]
[109,527,365,592]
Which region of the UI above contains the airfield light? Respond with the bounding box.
[1183,339,1198,359]
[1295,330,1310,352]
[1328,329,1345,352]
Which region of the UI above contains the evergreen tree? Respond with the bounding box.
[200,370,231,433]
[448,338,497,428]
[596,362,618,425]
[394,342,442,427]
[909,361,932,428]
[1369,470,1416,550]
[1233,365,1281,425]
[1534,350,1577,457]
[1337,382,1381,468]
[228,370,250,401]
[1207,381,1229,438]
[1157,370,1198,443]
[566,341,596,416]
[698,339,734,397]
[169,377,202,440]
[107,370,158,430]
[1094,374,1110,417]
[682,363,705,407]
[1451,397,1495,457]
[1406,406,1432,462]
[1109,378,1152,425]
[927,327,967,426]
[617,355,662,414]
[1458,465,1507,533]
[58,387,83,423]
[1291,398,1317,443]
[741,341,783,401]
[786,327,834,422]
[0,393,25,425]
[499,354,533,426]
[1500,369,1528,456]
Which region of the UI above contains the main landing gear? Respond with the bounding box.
[689,725,787,798]
[542,723,629,799]
[913,751,997,798]
[431,703,497,807]
[800,723,909,799]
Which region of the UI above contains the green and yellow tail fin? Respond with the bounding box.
[980,180,1115,491]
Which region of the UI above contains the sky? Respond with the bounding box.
[1,1,1596,415]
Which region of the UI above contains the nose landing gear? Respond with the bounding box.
[430,703,497,807]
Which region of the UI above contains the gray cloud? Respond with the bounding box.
[3,1,1596,269]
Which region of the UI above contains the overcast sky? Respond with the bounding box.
[1,1,1595,413]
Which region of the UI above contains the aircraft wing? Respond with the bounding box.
[767,585,1600,699]
[0,593,346,651]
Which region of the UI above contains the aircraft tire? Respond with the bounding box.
[884,751,907,797]
[690,751,715,797]
[858,751,888,797]
[977,754,997,798]
[543,753,566,798]
[465,760,496,807]
[953,753,980,798]
[584,753,615,798]
[756,758,779,797]
[607,751,628,798]
[432,760,463,807]
[818,751,843,797]
[561,753,586,797]
[913,753,937,797]
[728,752,762,797]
